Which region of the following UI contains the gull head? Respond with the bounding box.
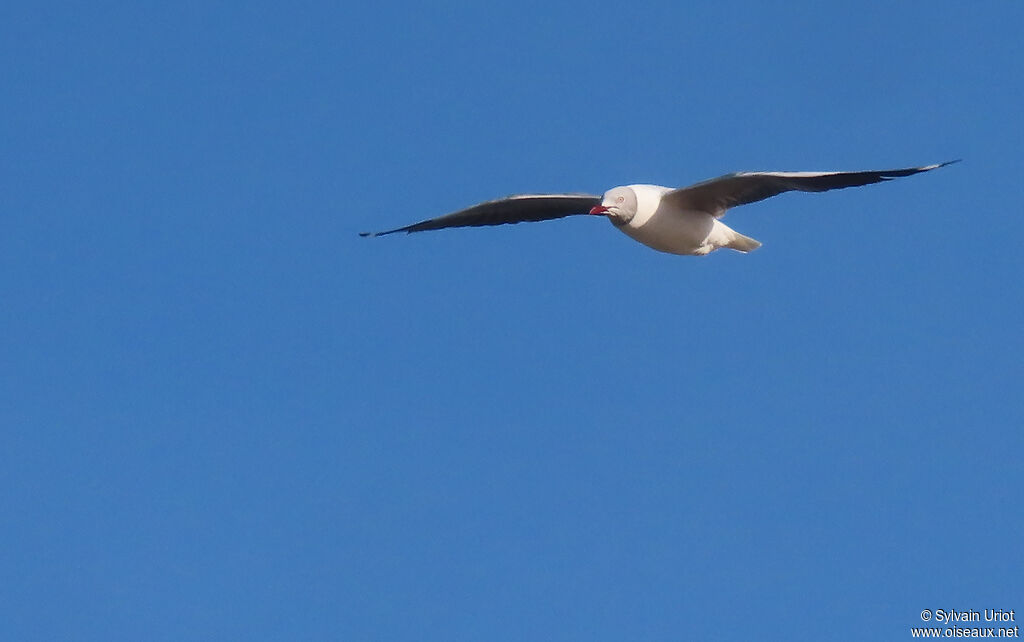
[590,186,637,225]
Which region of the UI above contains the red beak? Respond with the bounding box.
[589,205,609,215]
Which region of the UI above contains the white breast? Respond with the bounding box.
[614,184,716,255]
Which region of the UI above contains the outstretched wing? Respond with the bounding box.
[360,193,602,237]
[662,161,958,218]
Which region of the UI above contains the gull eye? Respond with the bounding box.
[616,196,624,203]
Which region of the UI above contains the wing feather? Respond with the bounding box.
[361,194,602,237]
[662,161,958,217]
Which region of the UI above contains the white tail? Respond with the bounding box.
[726,231,762,253]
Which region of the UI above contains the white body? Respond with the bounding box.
[612,184,755,255]
[365,161,952,256]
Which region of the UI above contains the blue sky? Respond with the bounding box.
[3,2,1022,640]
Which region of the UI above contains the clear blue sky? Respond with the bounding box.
[3,2,1022,640]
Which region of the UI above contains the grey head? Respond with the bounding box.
[590,186,638,225]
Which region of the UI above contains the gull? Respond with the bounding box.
[360,161,957,255]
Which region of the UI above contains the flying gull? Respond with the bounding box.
[360,161,957,255]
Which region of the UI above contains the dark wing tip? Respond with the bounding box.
[922,159,961,171]
[877,159,962,182]
[359,226,414,237]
